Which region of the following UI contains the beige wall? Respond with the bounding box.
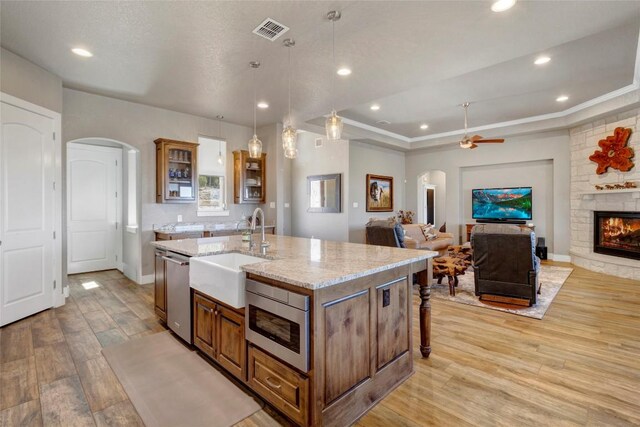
[348,141,406,243]
[291,132,350,241]
[0,48,63,113]
[62,88,274,278]
[405,130,571,257]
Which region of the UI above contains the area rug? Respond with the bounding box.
[429,265,573,319]
[102,331,261,427]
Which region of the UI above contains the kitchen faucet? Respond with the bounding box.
[250,207,269,252]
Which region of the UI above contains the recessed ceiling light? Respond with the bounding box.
[420,124,429,130]
[257,102,269,109]
[556,95,569,102]
[376,120,391,125]
[71,48,93,57]
[370,104,380,111]
[534,56,551,65]
[337,67,352,76]
[491,0,517,12]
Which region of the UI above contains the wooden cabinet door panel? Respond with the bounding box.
[154,253,167,321]
[248,346,309,426]
[193,294,216,358]
[376,277,409,369]
[217,306,245,381]
[323,290,371,404]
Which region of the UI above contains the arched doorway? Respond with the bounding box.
[66,138,141,282]
[417,170,446,228]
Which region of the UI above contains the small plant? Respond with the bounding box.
[397,210,414,224]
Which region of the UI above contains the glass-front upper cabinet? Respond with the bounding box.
[233,150,266,204]
[155,138,199,203]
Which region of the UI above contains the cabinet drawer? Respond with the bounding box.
[248,346,308,426]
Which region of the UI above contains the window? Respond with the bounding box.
[197,136,229,216]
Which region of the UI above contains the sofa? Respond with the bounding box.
[402,224,454,254]
[471,223,541,306]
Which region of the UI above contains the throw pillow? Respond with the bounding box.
[420,224,437,240]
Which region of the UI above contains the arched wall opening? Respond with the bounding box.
[417,170,447,229]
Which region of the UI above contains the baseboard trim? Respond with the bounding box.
[549,254,571,263]
[139,274,154,285]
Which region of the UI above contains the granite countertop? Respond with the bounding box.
[150,234,437,290]
[154,222,276,234]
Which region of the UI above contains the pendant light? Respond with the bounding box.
[325,10,343,142]
[216,115,224,165]
[282,38,298,159]
[248,61,262,158]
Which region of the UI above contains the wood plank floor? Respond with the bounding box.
[1,262,639,426]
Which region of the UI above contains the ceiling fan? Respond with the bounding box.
[457,102,505,149]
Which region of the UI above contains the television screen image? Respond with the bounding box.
[472,187,532,220]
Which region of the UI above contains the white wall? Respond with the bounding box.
[348,141,406,243]
[569,108,640,279]
[63,88,273,278]
[405,130,571,257]
[291,132,349,241]
[461,160,554,249]
[0,48,63,113]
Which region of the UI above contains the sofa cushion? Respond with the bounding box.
[420,224,437,240]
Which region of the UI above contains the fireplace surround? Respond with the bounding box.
[593,211,640,260]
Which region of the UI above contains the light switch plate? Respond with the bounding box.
[270,202,276,209]
[285,202,290,208]
[353,202,358,208]
[177,215,183,222]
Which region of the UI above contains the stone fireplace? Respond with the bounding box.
[593,211,640,260]
[569,108,640,280]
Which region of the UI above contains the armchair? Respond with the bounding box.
[365,221,406,248]
[471,223,541,306]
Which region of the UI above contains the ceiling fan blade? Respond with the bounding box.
[470,135,484,142]
[475,139,505,143]
[469,143,479,149]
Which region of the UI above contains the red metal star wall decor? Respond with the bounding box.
[588,127,634,175]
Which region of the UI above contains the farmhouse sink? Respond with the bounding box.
[189,253,266,308]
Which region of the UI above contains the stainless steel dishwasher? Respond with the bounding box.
[163,251,192,343]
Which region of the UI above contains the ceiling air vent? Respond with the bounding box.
[315,138,323,148]
[253,18,289,41]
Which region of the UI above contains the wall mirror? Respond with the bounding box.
[307,173,341,213]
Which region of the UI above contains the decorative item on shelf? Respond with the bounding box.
[366,174,394,212]
[588,127,634,175]
[595,181,638,190]
[396,210,414,224]
[325,10,343,142]
[248,61,263,158]
[282,38,298,159]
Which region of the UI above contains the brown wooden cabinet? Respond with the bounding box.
[192,291,246,381]
[155,138,199,203]
[248,345,309,426]
[154,251,167,322]
[193,293,216,358]
[233,150,266,204]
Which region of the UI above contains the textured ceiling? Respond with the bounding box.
[1,1,639,142]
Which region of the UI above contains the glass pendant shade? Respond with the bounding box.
[325,110,343,141]
[217,153,223,164]
[282,125,298,158]
[248,134,262,158]
[284,147,298,159]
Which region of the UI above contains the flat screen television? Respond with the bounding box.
[472,187,532,222]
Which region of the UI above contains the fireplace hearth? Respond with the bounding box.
[594,211,640,260]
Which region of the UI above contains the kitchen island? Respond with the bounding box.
[151,234,436,426]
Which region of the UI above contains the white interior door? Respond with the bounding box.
[67,144,121,274]
[1,102,55,326]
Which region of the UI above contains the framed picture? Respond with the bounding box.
[366,174,393,212]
